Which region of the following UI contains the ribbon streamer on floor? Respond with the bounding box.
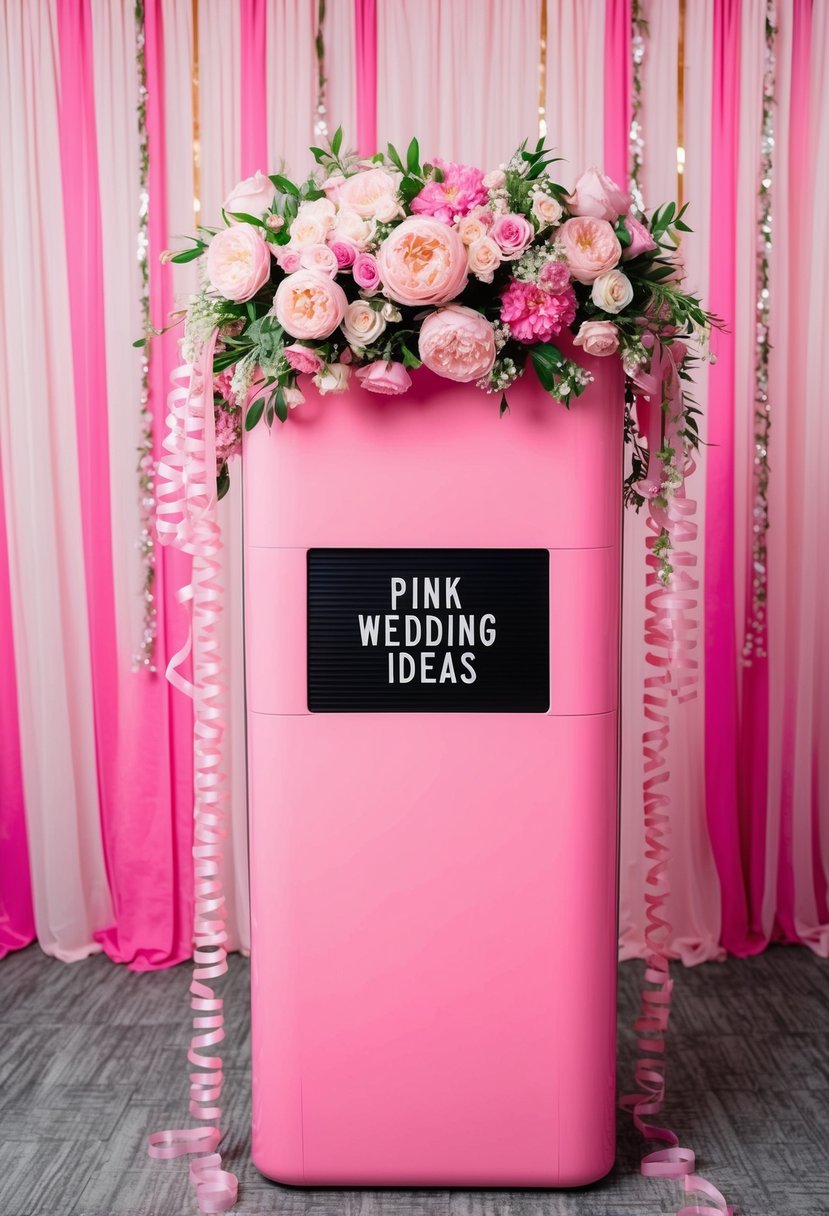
[150,329,239,1214]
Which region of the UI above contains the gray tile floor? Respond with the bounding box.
[0,945,827,1215]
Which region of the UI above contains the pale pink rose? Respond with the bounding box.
[457,213,490,246]
[378,217,468,306]
[591,268,634,314]
[483,169,506,190]
[313,362,351,394]
[274,247,302,273]
[573,320,620,357]
[352,251,381,293]
[341,299,386,347]
[490,212,534,260]
[322,172,347,202]
[284,384,306,410]
[418,305,496,383]
[289,199,336,248]
[467,236,502,283]
[207,224,271,302]
[337,167,401,220]
[273,270,347,339]
[329,239,357,269]
[283,343,323,375]
[531,192,564,228]
[356,360,413,396]
[300,242,339,277]
[223,171,276,221]
[557,216,622,284]
[622,212,657,260]
[568,167,631,221]
[331,206,374,250]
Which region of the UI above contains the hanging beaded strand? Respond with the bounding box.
[133,0,157,673]
[629,0,648,213]
[314,0,328,140]
[742,0,776,665]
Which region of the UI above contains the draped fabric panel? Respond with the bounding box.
[0,0,827,967]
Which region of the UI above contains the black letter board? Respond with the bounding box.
[307,549,549,712]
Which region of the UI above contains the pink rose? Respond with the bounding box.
[321,172,347,202]
[355,360,413,396]
[275,247,302,273]
[557,216,622,284]
[273,270,347,340]
[284,343,323,375]
[568,167,631,221]
[207,224,271,302]
[300,243,339,277]
[337,167,401,221]
[418,304,496,383]
[329,239,357,269]
[378,217,468,307]
[467,236,502,283]
[622,212,658,260]
[490,213,534,260]
[352,251,381,293]
[223,170,276,221]
[500,279,577,344]
[573,321,620,357]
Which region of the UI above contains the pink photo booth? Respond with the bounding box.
[244,346,623,1187]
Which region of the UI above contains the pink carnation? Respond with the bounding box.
[214,403,242,468]
[540,260,572,292]
[410,158,488,224]
[500,279,577,345]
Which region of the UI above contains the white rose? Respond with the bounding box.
[371,193,403,223]
[224,170,276,221]
[284,385,305,410]
[457,214,489,246]
[341,300,387,347]
[299,243,339,277]
[298,197,336,228]
[532,192,564,228]
[289,213,328,248]
[313,362,351,394]
[591,268,634,314]
[332,206,375,250]
[466,236,502,283]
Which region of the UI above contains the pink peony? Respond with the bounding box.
[540,260,572,292]
[206,224,271,302]
[223,171,276,222]
[500,279,577,344]
[329,239,357,269]
[418,305,497,383]
[410,158,488,224]
[557,216,622,284]
[283,343,324,375]
[490,212,534,260]
[573,321,620,357]
[568,167,631,221]
[352,251,381,292]
[621,212,658,260]
[273,270,347,339]
[356,360,413,395]
[378,217,468,307]
[336,167,401,221]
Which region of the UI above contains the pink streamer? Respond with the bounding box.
[623,342,730,1215]
[354,0,378,157]
[149,331,238,1214]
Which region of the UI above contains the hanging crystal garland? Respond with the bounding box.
[628,0,648,213]
[133,0,157,673]
[314,0,328,140]
[742,0,776,665]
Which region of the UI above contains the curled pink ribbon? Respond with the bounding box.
[151,329,238,1214]
[622,341,731,1215]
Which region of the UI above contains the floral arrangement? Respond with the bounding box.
[157,131,719,576]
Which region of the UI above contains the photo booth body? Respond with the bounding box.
[244,351,622,1187]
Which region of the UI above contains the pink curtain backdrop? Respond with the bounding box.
[0,0,827,968]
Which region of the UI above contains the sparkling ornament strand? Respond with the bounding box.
[629,0,648,213]
[742,0,776,665]
[314,0,328,140]
[133,0,157,673]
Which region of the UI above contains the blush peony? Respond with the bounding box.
[500,279,577,344]
[336,168,401,221]
[418,305,496,383]
[557,216,622,284]
[272,270,347,339]
[207,224,271,302]
[378,217,468,307]
[223,171,276,221]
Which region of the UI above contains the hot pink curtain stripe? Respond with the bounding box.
[240,0,267,175]
[0,456,34,959]
[355,0,378,157]
[602,0,631,188]
[704,0,748,954]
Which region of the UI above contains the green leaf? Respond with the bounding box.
[244,395,266,431]
[499,393,510,417]
[132,338,146,348]
[406,137,420,176]
[401,344,421,370]
[398,176,423,203]
[310,146,327,164]
[226,210,268,228]
[614,218,632,248]
[275,387,288,423]
[331,125,343,157]
[386,142,405,173]
[170,246,204,264]
[216,463,230,500]
[269,174,300,196]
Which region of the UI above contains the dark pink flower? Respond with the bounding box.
[410,158,488,224]
[352,251,381,292]
[540,260,572,292]
[500,279,577,344]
